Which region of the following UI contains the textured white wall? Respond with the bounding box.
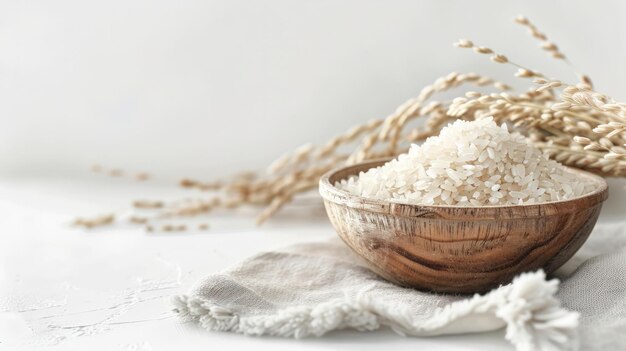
[1,0,624,180]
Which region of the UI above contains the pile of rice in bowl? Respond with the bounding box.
[337,117,595,206]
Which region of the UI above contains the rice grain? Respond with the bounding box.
[337,118,594,206]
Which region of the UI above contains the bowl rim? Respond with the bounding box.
[319,158,609,219]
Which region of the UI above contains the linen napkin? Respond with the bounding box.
[172,222,626,351]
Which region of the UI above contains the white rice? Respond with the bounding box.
[336,117,595,206]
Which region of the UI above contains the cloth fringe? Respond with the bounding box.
[172,270,578,351]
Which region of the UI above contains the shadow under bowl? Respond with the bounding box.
[319,159,608,294]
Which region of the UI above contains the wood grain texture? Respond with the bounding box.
[319,159,609,294]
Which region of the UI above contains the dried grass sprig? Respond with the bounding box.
[454,39,544,80]
[74,214,115,229]
[80,14,626,231]
[348,72,511,164]
[514,15,592,87]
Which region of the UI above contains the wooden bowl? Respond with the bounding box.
[319,159,608,294]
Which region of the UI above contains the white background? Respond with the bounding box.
[2,1,626,350]
[1,0,625,181]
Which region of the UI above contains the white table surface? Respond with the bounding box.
[2,175,623,351]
